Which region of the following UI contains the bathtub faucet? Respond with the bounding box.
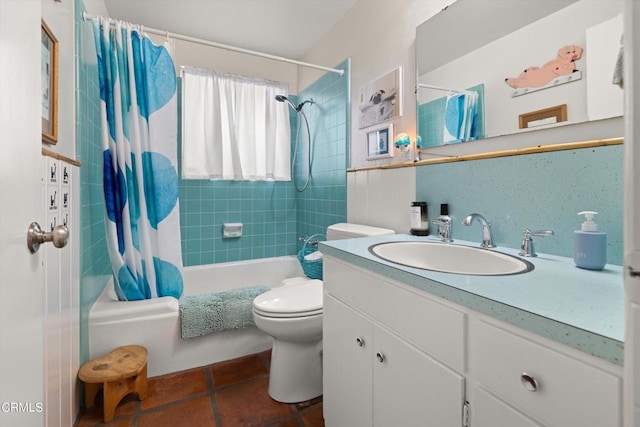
[298,235,320,247]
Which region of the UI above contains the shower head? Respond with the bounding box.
[275,95,314,112]
[275,95,298,112]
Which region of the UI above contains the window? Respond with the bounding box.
[181,66,291,181]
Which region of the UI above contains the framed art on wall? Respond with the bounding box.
[41,19,58,144]
[358,67,402,129]
[365,123,394,160]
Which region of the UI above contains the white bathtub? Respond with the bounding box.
[89,256,305,377]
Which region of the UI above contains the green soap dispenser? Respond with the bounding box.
[574,211,607,270]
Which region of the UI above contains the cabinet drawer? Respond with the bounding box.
[324,256,465,372]
[474,319,621,427]
[474,387,542,427]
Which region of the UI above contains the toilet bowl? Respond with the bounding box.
[252,278,323,403]
[253,223,395,403]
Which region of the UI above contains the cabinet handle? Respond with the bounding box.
[376,352,385,363]
[356,337,365,347]
[521,373,538,392]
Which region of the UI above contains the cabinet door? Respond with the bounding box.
[373,325,465,427]
[473,387,542,427]
[323,294,373,427]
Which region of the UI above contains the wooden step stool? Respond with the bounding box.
[78,345,148,422]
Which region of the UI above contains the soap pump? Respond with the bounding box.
[574,211,606,270]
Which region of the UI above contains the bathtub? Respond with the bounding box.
[89,256,305,377]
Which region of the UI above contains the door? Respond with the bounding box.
[0,2,46,426]
[373,324,465,427]
[625,1,640,426]
[323,294,373,427]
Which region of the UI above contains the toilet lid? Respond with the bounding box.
[253,279,323,318]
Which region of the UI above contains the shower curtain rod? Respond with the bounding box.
[82,11,345,76]
[418,83,473,95]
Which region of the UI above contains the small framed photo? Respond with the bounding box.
[365,123,393,160]
[41,19,58,145]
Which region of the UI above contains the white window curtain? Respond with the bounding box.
[181,66,291,181]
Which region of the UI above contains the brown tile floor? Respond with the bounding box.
[75,350,324,427]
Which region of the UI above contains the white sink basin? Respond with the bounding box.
[369,241,534,276]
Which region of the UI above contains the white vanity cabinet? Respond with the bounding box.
[322,254,623,427]
[323,257,466,427]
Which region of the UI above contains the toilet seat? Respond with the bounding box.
[253,279,323,318]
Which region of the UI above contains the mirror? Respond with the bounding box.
[416,0,624,149]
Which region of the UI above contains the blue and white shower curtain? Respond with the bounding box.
[92,18,183,301]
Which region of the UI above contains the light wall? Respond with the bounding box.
[347,167,416,234]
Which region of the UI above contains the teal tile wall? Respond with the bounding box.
[179,179,297,265]
[417,84,485,148]
[416,145,623,265]
[75,0,112,365]
[295,59,350,240]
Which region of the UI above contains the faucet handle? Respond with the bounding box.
[519,229,554,257]
[432,216,453,243]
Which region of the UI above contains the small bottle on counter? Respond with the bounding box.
[574,211,607,270]
[410,202,429,235]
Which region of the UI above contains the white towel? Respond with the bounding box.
[612,36,623,89]
[443,93,464,143]
[304,251,323,261]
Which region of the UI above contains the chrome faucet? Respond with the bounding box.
[519,229,554,257]
[462,213,495,248]
[432,215,453,243]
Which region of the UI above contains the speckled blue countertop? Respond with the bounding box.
[320,234,624,365]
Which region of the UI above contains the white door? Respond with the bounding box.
[373,325,465,427]
[0,1,45,426]
[323,294,373,427]
[625,1,640,426]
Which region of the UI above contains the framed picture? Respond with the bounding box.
[365,123,393,160]
[41,19,58,144]
[358,66,402,129]
[519,104,567,129]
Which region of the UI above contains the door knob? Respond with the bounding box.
[27,222,69,254]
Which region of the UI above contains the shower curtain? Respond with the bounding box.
[92,17,183,301]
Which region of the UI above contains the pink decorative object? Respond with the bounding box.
[505,45,583,89]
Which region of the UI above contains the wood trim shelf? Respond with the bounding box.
[42,148,82,167]
[347,137,623,173]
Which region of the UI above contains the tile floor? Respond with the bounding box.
[75,350,324,427]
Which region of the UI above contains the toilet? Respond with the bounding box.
[252,223,395,403]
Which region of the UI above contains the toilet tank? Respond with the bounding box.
[326,223,395,240]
